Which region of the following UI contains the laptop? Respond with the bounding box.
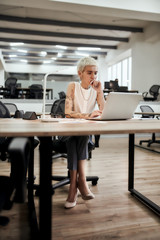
[92,92,142,120]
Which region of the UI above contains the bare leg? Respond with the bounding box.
[66,170,78,202]
[77,160,91,196]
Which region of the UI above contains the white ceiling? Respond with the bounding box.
[0,0,159,71]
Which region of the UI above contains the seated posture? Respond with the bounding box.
[63,57,105,208]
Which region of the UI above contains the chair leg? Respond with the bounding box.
[139,133,160,147]
[86,176,99,186]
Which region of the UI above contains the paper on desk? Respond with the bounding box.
[41,117,88,123]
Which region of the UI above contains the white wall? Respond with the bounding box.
[98,56,108,89]
[132,41,160,92]
[105,22,160,93]
[0,50,5,87]
[0,61,5,87]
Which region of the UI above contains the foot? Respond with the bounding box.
[64,186,78,209]
[78,179,95,200]
[81,191,95,200]
[64,200,76,209]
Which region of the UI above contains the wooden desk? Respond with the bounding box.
[0,118,160,239]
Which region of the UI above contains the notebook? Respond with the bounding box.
[92,92,142,120]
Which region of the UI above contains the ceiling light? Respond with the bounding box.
[9,55,17,58]
[10,42,24,46]
[77,47,101,51]
[57,53,62,57]
[20,59,28,63]
[41,51,47,56]
[51,57,57,60]
[43,60,51,64]
[75,51,89,56]
[55,45,67,49]
[18,49,28,53]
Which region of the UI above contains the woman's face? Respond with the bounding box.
[78,65,98,86]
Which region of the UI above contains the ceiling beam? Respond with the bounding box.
[0,45,107,55]
[0,27,129,42]
[5,60,76,66]
[0,37,116,49]
[0,14,143,33]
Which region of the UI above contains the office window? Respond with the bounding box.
[117,62,122,85]
[108,57,132,89]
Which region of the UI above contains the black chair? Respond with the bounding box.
[4,103,18,115]
[139,105,160,147]
[45,103,53,113]
[34,98,98,195]
[58,91,66,99]
[29,84,43,99]
[0,138,30,226]
[4,102,24,118]
[0,101,12,161]
[4,78,18,99]
[50,98,65,118]
[0,102,38,161]
[143,85,160,101]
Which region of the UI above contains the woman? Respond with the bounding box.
[64,57,105,208]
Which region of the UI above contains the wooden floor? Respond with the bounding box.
[0,135,160,240]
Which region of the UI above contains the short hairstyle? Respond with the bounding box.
[77,57,98,72]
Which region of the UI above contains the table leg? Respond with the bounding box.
[39,137,53,240]
[128,134,160,216]
[28,137,39,238]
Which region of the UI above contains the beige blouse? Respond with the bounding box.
[73,82,97,114]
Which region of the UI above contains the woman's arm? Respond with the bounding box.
[91,80,105,111]
[65,82,91,119]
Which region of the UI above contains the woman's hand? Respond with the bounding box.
[90,80,102,92]
[88,110,102,119]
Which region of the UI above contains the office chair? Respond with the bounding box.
[58,91,66,99]
[4,77,18,99]
[4,103,18,115]
[143,85,160,101]
[0,138,30,226]
[34,98,98,196]
[29,84,43,99]
[139,105,160,147]
[0,101,12,161]
[45,103,53,113]
[0,101,38,161]
[50,98,65,118]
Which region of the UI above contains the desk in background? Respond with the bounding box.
[135,112,160,116]
[0,87,53,100]
[0,118,160,240]
[103,89,139,94]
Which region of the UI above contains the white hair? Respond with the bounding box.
[77,57,98,72]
